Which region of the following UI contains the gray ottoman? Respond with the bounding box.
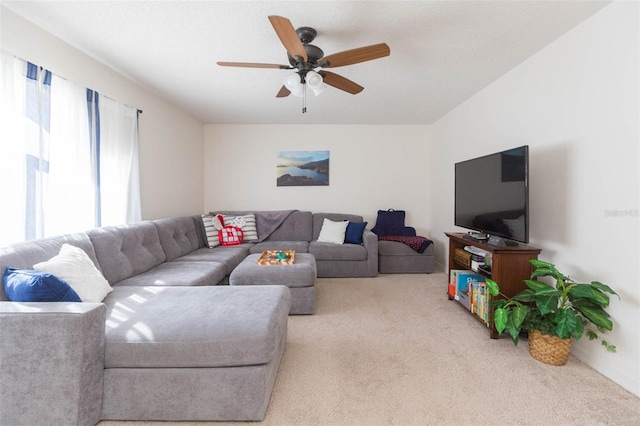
[230,253,316,315]
[378,240,435,273]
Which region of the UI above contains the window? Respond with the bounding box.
[0,51,141,246]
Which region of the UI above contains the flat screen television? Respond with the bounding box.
[455,145,529,244]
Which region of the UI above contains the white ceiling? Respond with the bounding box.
[3,1,610,125]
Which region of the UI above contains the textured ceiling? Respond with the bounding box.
[2,1,610,125]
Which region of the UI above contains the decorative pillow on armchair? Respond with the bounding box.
[317,218,349,244]
[33,244,112,302]
[222,214,258,241]
[3,267,81,302]
[371,209,416,236]
[371,209,406,236]
[202,214,225,248]
[345,221,368,245]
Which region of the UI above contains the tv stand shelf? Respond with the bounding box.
[446,232,541,338]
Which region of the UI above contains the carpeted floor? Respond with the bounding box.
[99,273,640,426]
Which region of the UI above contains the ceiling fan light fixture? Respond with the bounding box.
[306,70,323,89]
[284,73,304,97]
[283,72,301,89]
[311,83,327,96]
[290,86,305,98]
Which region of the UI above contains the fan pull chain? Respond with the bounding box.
[302,83,307,114]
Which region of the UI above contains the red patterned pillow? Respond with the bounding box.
[218,226,244,246]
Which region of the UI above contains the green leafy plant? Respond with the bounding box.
[485,259,618,352]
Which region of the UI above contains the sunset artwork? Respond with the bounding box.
[276,151,329,187]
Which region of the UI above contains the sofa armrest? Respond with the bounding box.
[362,230,379,276]
[0,302,106,426]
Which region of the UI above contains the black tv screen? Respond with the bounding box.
[455,146,529,243]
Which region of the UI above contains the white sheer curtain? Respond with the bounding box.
[45,74,95,236]
[0,51,27,246]
[98,95,141,225]
[0,51,141,246]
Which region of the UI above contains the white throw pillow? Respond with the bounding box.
[33,244,113,302]
[317,218,348,244]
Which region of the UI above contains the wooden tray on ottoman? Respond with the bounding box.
[257,250,295,265]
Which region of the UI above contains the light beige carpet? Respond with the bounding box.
[99,274,640,426]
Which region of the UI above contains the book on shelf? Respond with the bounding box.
[450,270,485,311]
[458,288,469,309]
[449,269,471,301]
[469,281,491,325]
[448,281,456,299]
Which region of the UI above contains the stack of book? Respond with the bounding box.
[448,269,491,326]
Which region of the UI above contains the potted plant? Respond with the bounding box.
[485,259,618,365]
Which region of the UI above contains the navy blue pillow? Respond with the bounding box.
[345,221,368,245]
[3,267,81,302]
[371,209,406,236]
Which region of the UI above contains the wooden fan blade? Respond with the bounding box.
[217,61,292,69]
[276,85,291,98]
[268,15,307,62]
[319,71,364,95]
[318,43,390,68]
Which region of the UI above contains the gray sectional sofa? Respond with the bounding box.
[0,210,376,425]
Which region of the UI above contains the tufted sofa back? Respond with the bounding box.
[153,216,202,261]
[86,221,166,285]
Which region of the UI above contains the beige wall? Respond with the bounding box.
[204,124,431,235]
[430,1,639,396]
[0,7,205,220]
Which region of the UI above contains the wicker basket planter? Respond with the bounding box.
[528,330,571,366]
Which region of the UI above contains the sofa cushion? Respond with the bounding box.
[264,211,312,242]
[2,267,81,302]
[154,216,202,261]
[103,285,291,368]
[113,261,226,287]
[173,246,250,275]
[33,244,113,302]
[87,222,166,285]
[309,241,368,261]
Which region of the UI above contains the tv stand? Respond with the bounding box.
[446,232,541,338]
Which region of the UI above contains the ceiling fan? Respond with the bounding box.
[217,15,390,112]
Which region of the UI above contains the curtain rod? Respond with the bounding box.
[3,50,144,114]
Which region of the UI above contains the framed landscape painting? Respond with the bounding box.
[277,151,330,186]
